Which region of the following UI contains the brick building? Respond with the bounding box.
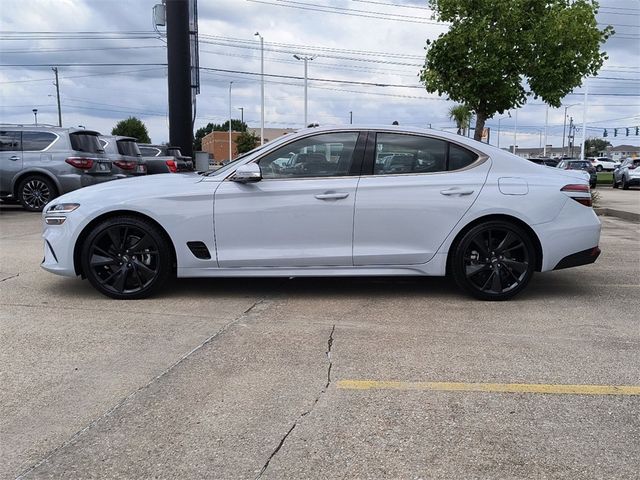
[201,131,241,163]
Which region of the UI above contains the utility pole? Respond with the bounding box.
[569,117,574,157]
[238,107,244,124]
[255,32,265,145]
[52,67,62,127]
[294,54,314,127]
[228,81,233,161]
[349,111,353,124]
[580,79,589,161]
[166,0,193,157]
[543,105,549,157]
[512,109,518,154]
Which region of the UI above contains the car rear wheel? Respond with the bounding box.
[612,176,619,188]
[451,221,536,301]
[596,165,603,172]
[81,216,171,299]
[17,175,57,212]
[622,177,629,190]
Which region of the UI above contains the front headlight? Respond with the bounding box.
[46,203,80,214]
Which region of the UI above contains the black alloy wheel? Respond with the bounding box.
[18,175,57,212]
[452,221,535,301]
[81,216,171,299]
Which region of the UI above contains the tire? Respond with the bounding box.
[622,177,629,190]
[80,216,171,299]
[451,221,536,301]
[612,176,619,188]
[17,175,57,212]
[596,165,603,172]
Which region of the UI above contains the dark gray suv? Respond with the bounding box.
[0,126,117,211]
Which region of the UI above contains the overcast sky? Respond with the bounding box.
[1,0,638,149]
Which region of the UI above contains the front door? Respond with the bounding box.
[214,131,365,268]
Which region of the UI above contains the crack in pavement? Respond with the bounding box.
[15,297,272,480]
[0,273,19,283]
[255,324,336,480]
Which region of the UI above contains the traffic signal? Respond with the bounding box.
[626,128,630,136]
[603,129,608,137]
[636,126,639,136]
[614,128,618,137]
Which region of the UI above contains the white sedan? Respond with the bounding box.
[41,126,601,301]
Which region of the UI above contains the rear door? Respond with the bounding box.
[353,132,490,265]
[0,130,22,195]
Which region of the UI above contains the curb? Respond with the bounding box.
[594,208,640,223]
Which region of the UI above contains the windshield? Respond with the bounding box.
[70,133,104,153]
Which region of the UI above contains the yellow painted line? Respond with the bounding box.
[337,380,640,396]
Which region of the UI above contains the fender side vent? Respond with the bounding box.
[187,241,211,260]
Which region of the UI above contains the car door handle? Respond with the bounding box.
[440,187,475,196]
[315,192,350,200]
[9,156,20,161]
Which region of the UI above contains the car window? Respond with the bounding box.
[258,132,359,179]
[374,133,447,175]
[449,143,478,170]
[139,146,161,156]
[22,131,57,151]
[117,140,141,156]
[70,132,103,153]
[0,131,21,151]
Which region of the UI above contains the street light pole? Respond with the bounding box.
[32,108,38,126]
[512,109,518,154]
[294,54,314,127]
[349,111,353,124]
[254,32,264,145]
[496,112,510,149]
[561,104,578,158]
[228,81,233,161]
[543,105,549,157]
[238,107,244,124]
[580,79,589,161]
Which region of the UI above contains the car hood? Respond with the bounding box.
[51,172,213,206]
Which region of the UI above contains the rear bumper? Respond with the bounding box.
[554,246,601,270]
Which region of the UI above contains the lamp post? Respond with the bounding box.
[512,109,518,154]
[228,81,233,161]
[293,54,314,127]
[579,79,589,161]
[543,105,549,157]
[349,111,353,125]
[32,108,38,126]
[238,107,244,124]
[496,112,511,149]
[254,32,264,145]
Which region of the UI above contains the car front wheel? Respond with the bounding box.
[451,221,536,301]
[80,216,171,299]
[596,165,603,172]
[622,177,629,190]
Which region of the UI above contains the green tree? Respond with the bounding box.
[111,116,151,143]
[235,130,259,154]
[584,137,611,157]
[193,119,248,150]
[420,0,613,141]
[448,104,472,135]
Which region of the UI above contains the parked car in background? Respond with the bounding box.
[99,136,147,177]
[42,125,601,302]
[0,125,116,211]
[138,144,193,172]
[586,156,618,172]
[556,159,597,188]
[528,157,560,167]
[612,158,640,190]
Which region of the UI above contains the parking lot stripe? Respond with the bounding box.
[337,380,640,395]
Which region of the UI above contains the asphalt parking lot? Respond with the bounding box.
[1,204,639,479]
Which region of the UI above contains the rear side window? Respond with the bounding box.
[70,133,103,153]
[22,131,57,151]
[0,131,21,151]
[373,133,478,175]
[117,140,141,156]
[139,146,161,156]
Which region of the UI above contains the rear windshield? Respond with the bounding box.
[117,140,141,156]
[166,147,182,157]
[70,132,103,153]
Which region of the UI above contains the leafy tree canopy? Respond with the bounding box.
[193,119,248,150]
[235,130,260,154]
[421,0,613,141]
[111,116,151,143]
[584,137,611,156]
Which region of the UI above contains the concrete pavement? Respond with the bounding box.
[595,186,640,222]
[1,206,639,479]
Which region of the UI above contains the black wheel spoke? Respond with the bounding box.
[90,254,117,268]
[107,228,121,251]
[470,238,489,258]
[112,268,128,293]
[466,263,489,278]
[132,266,146,289]
[120,227,129,250]
[496,232,517,252]
[133,259,156,281]
[130,234,155,252]
[503,242,525,254]
[491,269,503,292]
[503,259,527,274]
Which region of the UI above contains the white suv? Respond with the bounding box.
[588,157,618,172]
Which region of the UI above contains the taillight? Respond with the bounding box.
[165,160,177,173]
[629,165,637,170]
[561,184,592,207]
[65,157,95,170]
[114,160,137,171]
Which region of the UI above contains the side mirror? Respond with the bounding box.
[232,163,262,183]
